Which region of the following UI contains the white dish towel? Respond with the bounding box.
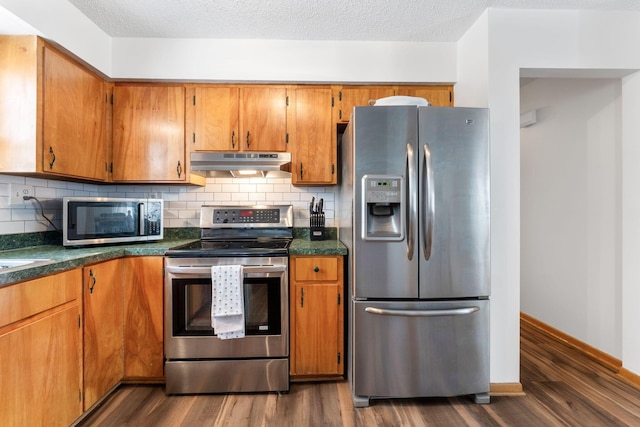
[211,265,245,339]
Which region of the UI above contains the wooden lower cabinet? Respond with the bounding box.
[289,255,344,379]
[0,256,165,422]
[123,257,164,379]
[83,259,124,410]
[0,269,83,426]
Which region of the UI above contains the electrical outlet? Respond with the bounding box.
[8,184,34,206]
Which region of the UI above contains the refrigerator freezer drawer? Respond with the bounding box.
[352,299,489,402]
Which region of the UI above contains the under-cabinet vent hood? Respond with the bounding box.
[190,152,292,178]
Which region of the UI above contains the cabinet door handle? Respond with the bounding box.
[176,161,182,178]
[49,146,56,169]
[300,287,304,307]
[246,131,250,148]
[88,269,96,294]
[300,162,303,180]
[231,131,235,149]
[313,266,320,272]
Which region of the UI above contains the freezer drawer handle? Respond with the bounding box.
[364,306,479,317]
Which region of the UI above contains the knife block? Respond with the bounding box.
[310,213,326,241]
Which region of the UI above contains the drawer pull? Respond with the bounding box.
[313,266,319,272]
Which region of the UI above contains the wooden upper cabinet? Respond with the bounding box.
[334,86,395,124]
[112,84,187,182]
[395,85,453,106]
[188,86,239,151]
[289,87,336,185]
[0,35,109,181]
[239,87,288,151]
[43,46,109,180]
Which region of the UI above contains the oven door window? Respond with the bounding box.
[172,277,282,336]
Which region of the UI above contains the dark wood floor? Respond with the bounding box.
[78,321,640,426]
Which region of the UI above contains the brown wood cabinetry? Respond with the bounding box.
[83,259,123,410]
[333,86,395,124]
[0,35,109,181]
[188,85,288,152]
[239,86,289,152]
[188,86,239,151]
[289,87,336,185]
[112,84,204,184]
[289,255,344,379]
[395,85,453,107]
[123,257,164,380]
[0,269,83,426]
[333,84,454,124]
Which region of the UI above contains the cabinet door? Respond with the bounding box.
[293,283,340,375]
[0,270,83,426]
[43,46,109,180]
[290,87,336,185]
[395,86,453,106]
[83,259,123,410]
[0,305,83,426]
[239,87,288,151]
[112,85,186,182]
[190,86,239,151]
[123,257,164,379]
[335,87,395,123]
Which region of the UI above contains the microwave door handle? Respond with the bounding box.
[138,203,146,235]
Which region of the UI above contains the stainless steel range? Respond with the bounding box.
[164,205,293,394]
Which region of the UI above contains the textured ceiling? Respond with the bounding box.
[67,0,640,42]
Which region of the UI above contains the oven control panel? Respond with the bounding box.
[213,208,280,224]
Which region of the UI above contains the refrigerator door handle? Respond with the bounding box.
[423,143,435,260]
[365,306,480,317]
[406,143,417,260]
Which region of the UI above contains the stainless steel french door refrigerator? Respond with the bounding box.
[338,105,490,407]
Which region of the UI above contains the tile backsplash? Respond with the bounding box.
[0,174,336,236]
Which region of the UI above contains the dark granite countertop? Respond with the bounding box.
[289,238,347,256]
[0,238,198,287]
[0,228,347,287]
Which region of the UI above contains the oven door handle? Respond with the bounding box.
[165,265,287,275]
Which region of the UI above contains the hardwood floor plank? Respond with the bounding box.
[78,321,640,427]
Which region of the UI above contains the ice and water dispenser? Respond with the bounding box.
[361,175,405,241]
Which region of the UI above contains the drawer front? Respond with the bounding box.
[294,256,338,282]
[352,299,489,398]
[0,269,81,328]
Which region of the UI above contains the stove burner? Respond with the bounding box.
[200,241,231,250]
[165,238,291,258]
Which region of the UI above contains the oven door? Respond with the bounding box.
[165,262,288,360]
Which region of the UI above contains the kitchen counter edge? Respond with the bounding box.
[0,237,346,287]
[0,239,198,288]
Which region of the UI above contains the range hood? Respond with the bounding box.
[190,152,292,178]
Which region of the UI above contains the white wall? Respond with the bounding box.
[520,78,622,357]
[0,1,112,73]
[621,72,640,374]
[477,9,640,382]
[111,38,456,83]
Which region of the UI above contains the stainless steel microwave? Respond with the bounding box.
[63,197,164,247]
